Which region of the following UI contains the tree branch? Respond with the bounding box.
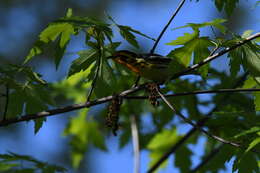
[171,32,260,80]
[0,84,145,127]
[1,86,259,127]
[189,144,224,173]
[124,88,260,100]
[147,73,248,173]
[150,0,186,54]
[156,87,242,148]
[130,115,140,173]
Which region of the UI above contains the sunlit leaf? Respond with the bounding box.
[173,18,227,33]
[68,49,97,77]
[64,110,106,168]
[66,8,73,18]
[118,25,139,48]
[147,128,181,171]
[24,41,44,64]
[234,126,260,138]
[166,31,199,46]
[245,137,260,153]
[243,77,257,88]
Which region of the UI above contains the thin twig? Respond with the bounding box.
[87,60,100,101]
[130,115,140,173]
[87,37,103,101]
[189,144,224,173]
[171,32,260,80]
[1,82,259,127]
[3,85,9,121]
[150,0,186,54]
[124,88,260,100]
[0,84,145,127]
[147,73,248,173]
[156,87,242,148]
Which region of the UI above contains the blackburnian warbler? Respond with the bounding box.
[108,50,186,83]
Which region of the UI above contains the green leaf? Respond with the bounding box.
[166,31,199,46]
[233,152,259,173]
[0,152,66,172]
[193,37,212,77]
[214,0,224,11]
[24,41,44,64]
[245,137,260,153]
[118,25,139,48]
[39,22,75,68]
[243,43,260,77]
[88,122,107,151]
[175,146,192,172]
[66,8,73,18]
[199,145,234,173]
[107,14,155,41]
[123,25,155,41]
[64,109,106,168]
[242,30,254,38]
[34,118,46,134]
[228,48,242,77]
[214,0,240,16]
[243,77,257,88]
[39,23,74,44]
[234,126,260,138]
[147,128,181,171]
[68,42,120,77]
[68,49,97,77]
[7,89,25,117]
[64,110,89,168]
[173,18,227,33]
[119,130,131,149]
[167,41,195,67]
[0,162,19,171]
[168,36,213,76]
[224,0,240,16]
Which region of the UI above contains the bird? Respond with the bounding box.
[107,50,187,83]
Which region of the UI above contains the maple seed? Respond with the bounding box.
[106,96,122,136]
[146,83,159,107]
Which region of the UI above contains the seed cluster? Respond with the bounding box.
[106,96,122,136]
[146,83,159,107]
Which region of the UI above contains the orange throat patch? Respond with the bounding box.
[114,58,141,74]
